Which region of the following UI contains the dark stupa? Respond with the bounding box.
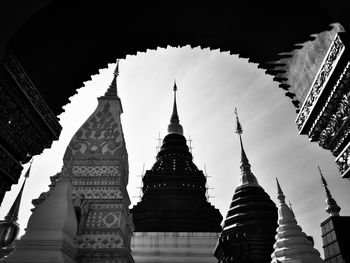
[214,109,278,263]
[130,82,222,232]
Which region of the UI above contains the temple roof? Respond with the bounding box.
[3,1,349,118]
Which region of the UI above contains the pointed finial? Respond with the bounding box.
[235,108,259,188]
[4,159,32,222]
[234,107,243,135]
[168,81,183,135]
[276,177,286,204]
[104,60,119,97]
[317,166,341,217]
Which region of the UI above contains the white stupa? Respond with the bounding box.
[271,178,324,263]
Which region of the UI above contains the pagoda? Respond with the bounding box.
[130,83,223,262]
[271,178,323,263]
[214,109,278,263]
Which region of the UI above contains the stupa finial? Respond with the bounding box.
[167,81,183,135]
[234,108,259,188]
[318,166,341,217]
[104,60,119,97]
[276,177,285,204]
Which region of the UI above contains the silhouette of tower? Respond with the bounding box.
[214,108,277,263]
[130,82,222,262]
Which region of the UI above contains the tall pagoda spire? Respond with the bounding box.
[167,81,183,135]
[214,109,277,263]
[104,60,119,97]
[271,178,323,263]
[318,166,341,217]
[234,108,260,188]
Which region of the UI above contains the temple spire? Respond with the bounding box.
[104,60,119,97]
[5,159,32,222]
[234,108,259,188]
[318,166,341,217]
[167,81,183,135]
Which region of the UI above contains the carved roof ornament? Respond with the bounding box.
[234,108,260,188]
[0,158,32,248]
[318,166,341,217]
[296,34,345,134]
[167,81,184,135]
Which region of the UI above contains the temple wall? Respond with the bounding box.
[131,232,219,263]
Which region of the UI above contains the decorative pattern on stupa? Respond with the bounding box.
[130,82,222,232]
[271,178,323,263]
[318,166,341,217]
[214,109,277,263]
[32,62,134,263]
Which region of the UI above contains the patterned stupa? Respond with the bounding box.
[130,82,223,262]
[214,109,278,263]
[271,178,323,263]
[62,61,134,263]
[7,62,134,263]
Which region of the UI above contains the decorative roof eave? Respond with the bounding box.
[335,140,350,178]
[295,33,345,135]
[2,51,62,139]
[309,61,350,149]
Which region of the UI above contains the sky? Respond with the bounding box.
[1,46,349,257]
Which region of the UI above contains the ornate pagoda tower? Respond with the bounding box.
[271,178,323,263]
[130,83,223,262]
[214,109,278,263]
[318,167,350,263]
[4,62,134,263]
[63,62,134,263]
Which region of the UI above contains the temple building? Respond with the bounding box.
[1,63,134,263]
[214,110,278,263]
[271,178,323,263]
[318,167,350,263]
[130,83,223,262]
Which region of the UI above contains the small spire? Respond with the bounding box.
[167,81,183,135]
[5,159,32,222]
[289,200,295,217]
[276,177,285,203]
[234,108,259,188]
[318,166,341,217]
[104,60,119,97]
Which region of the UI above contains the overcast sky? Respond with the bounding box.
[1,46,349,257]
